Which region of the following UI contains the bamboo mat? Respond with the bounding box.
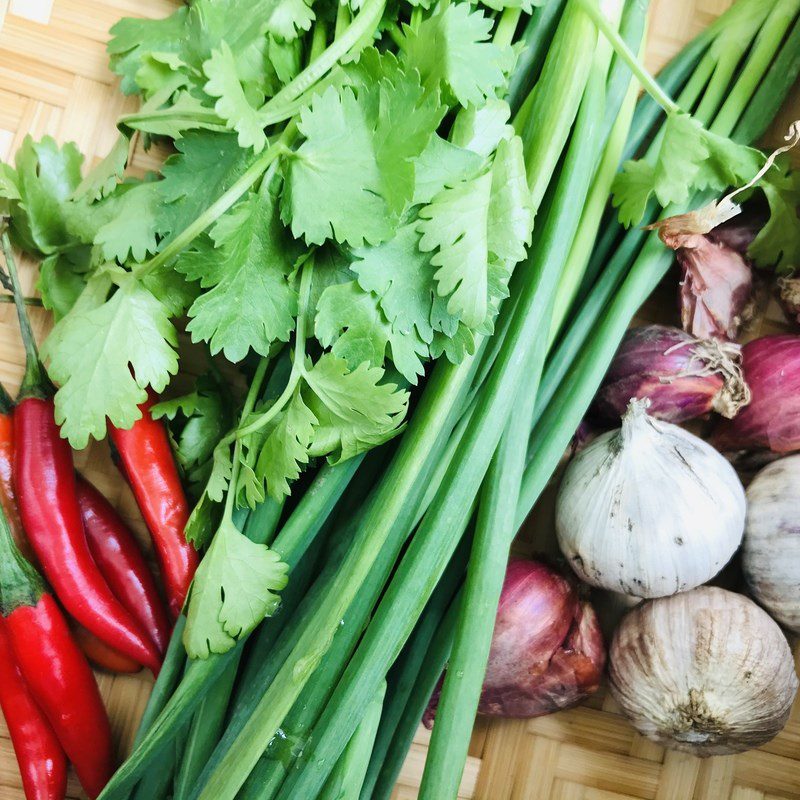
[0,0,798,798]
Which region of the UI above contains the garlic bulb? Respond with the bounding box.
[556,399,745,598]
[610,587,798,756]
[743,455,800,633]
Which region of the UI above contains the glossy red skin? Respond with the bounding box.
[5,595,113,799]
[13,397,161,674]
[109,392,198,620]
[0,617,67,800]
[73,624,141,674]
[0,411,27,554]
[715,335,800,453]
[77,477,170,655]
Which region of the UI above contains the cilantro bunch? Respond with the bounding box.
[0,0,534,657]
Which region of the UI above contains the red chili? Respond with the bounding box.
[0,385,27,556]
[76,476,170,655]
[109,391,198,620]
[14,396,162,674]
[0,502,113,799]
[6,595,114,798]
[0,617,67,800]
[72,624,141,674]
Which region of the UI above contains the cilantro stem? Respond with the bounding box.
[309,21,329,62]
[0,230,48,398]
[261,0,387,112]
[232,259,313,443]
[492,7,521,48]
[579,0,680,116]
[134,125,296,282]
[223,357,270,520]
[0,293,42,307]
[410,6,422,26]
[334,3,351,39]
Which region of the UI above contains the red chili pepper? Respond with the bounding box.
[14,398,162,673]
[109,392,198,620]
[72,624,141,674]
[0,384,27,555]
[2,236,162,675]
[0,617,67,800]
[76,476,171,655]
[0,503,113,799]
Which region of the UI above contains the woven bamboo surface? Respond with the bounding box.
[0,0,798,798]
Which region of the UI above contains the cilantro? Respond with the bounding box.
[204,43,270,153]
[283,62,443,246]
[411,135,484,205]
[158,132,257,240]
[450,98,513,157]
[72,135,130,202]
[95,181,161,263]
[418,135,532,329]
[265,0,316,41]
[37,249,91,321]
[302,353,409,463]
[183,517,288,658]
[315,280,428,383]
[749,169,800,272]
[176,187,301,362]
[42,271,179,448]
[403,5,511,108]
[256,388,317,499]
[613,112,767,226]
[10,137,84,256]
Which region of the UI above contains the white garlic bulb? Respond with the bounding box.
[610,587,798,756]
[743,454,800,634]
[556,398,745,598]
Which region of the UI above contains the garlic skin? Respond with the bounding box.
[556,399,745,598]
[743,455,800,634]
[610,587,798,756]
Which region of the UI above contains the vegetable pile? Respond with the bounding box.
[0,0,799,797]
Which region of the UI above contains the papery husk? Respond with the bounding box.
[610,586,798,757]
[594,325,750,423]
[743,454,800,634]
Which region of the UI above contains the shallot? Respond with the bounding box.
[594,324,749,423]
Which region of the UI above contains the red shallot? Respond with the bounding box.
[715,334,800,453]
[425,559,605,724]
[594,325,749,423]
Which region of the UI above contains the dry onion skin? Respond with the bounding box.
[743,454,800,634]
[610,587,798,757]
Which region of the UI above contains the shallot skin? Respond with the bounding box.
[715,335,800,453]
[594,325,747,423]
[743,455,800,634]
[424,559,605,725]
[610,587,798,757]
[478,560,605,718]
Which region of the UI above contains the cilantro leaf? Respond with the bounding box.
[37,249,92,322]
[302,353,409,462]
[158,132,257,240]
[418,135,532,329]
[749,170,800,272]
[450,98,513,157]
[95,181,161,263]
[315,280,428,383]
[412,135,484,205]
[176,188,300,362]
[121,93,229,139]
[283,64,443,246]
[184,517,288,658]
[42,272,179,448]
[256,388,317,499]
[72,135,129,202]
[204,43,269,153]
[265,0,316,40]
[612,112,768,226]
[11,136,84,255]
[403,5,511,108]
[351,221,446,345]
[107,8,190,95]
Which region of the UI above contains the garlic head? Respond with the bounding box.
[610,587,798,756]
[556,399,745,598]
